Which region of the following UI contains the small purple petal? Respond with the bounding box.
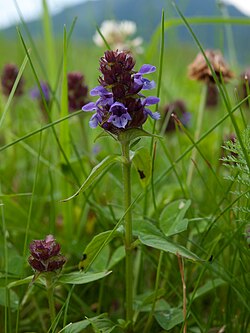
[144,96,160,105]
[108,102,131,128]
[90,86,109,96]
[142,79,156,90]
[108,113,132,128]
[82,102,96,111]
[109,101,127,113]
[96,95,113,107]
[89,113,102,128]
[138,64,156,75]
[144,109,161,120]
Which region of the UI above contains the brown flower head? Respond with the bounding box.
[67,72,89,112]
[28,235,66,272]
[1,63,25,97]
[239,68,250,107]
[188,49,233,84]
[161,100,191,133]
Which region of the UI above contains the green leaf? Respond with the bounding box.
[0,287,19,310]
[154,308,184,330]
[61,155,124,202]
[107,245,125,270]
[79,230,120,270]
[8,276,34,288]
[90,245,110,272]
[159,199,191,236]
[59,313,119,333]
[192,278,226,300]
[133,220,200,261]
[139,233,200,261]
[131,147,152,187]
[58,271,112,284]
[118,128,159,143]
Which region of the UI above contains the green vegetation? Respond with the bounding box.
[0,1,249,332]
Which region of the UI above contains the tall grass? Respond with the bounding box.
[0,1,250,332]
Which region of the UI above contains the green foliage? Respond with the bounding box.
[1,2,250,333]
[222,127,250,220]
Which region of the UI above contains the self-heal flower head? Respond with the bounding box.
[67,72,89,112]
[188,49,233,84]
[82,50,160,135]
[28,235,66,272]
[239,68,250,108]
[1,63,24,97]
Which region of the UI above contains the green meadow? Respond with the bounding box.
[0,1,249,332]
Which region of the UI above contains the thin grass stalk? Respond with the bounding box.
[16,28,80,186]
[0,55,28,130]
[178,255,187,333]
[42,0,57,89]
[148,9,164,216]
[218,1,237,67]
[121,140,133,330]
[173,2,250,171]
[186,84,207,186]
[14,133,43,333]
[143,250,163,333]
[154,94,248,188]
[1,201,10,333]
[60,26,73,244]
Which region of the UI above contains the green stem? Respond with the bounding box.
[186,84,207,186]
[121,141,133,331]
[46,275,56,326]
[143,251,163,333]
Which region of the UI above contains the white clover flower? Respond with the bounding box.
[93,20,144,54]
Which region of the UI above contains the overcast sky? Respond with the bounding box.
[0,0,90,29]
[0,0,250,29]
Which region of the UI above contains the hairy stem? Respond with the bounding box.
[121,141,134,331]
[46,276,56,327]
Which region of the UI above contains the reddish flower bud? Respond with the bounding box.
[28,235,66,272]
[67,72,89,112]
[1,63,25,97]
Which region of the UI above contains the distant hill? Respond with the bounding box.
[1,0,250,63]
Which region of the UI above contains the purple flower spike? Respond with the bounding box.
[67,72,89,112]
[82,50,160,133]
[28,235,66,273]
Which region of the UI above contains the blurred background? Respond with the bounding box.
[1,0,250,63]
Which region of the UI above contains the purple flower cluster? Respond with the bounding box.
[67,72,89,112]
[28,235,66,272]
[82,50,160,134]
[1,63,24,97]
